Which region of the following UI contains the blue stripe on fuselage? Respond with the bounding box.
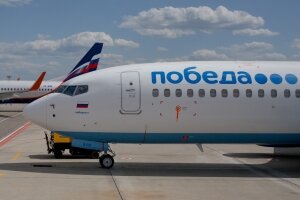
[57,131,300,144]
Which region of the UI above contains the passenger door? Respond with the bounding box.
[120,71,141,114]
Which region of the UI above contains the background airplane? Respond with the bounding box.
[0,43,103,110]
[0,71,46,100]
[24,51,300,168]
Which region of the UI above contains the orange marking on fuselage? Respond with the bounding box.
[176,105,181,122]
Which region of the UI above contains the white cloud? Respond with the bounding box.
[259,53,287,60]
[20,32,114,52]
[157,47,168,52]
[292,54,300,60]
[101,53,123,59]
[61,32,115,47]
[159,41,287,62]
[292,39,300,49]
[119,6,271,38]
[24,40,60,51]
[19,32,139,52]
[231,42,274,51]
[37,34,51,40]
[114,39,139,48]
[101,53,136,67]
[221,41,286,60]
[0,32,139,54]
[0,32,139,79]
[190,49,228,60]
[0,0,31,6]
[233,28,279,36]
[135,28,195,39]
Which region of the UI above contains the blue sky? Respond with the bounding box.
[0,0,300,80]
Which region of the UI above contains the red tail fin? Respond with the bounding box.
[29,72,46,91]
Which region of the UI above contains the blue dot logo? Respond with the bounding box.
[255,74,268,84]
[285,74,298,85]
[270,74,282,84]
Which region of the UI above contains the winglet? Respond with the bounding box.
[29,72,46,91]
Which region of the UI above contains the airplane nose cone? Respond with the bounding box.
[23,98,47,128]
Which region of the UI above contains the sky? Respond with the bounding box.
[0,0,300,80]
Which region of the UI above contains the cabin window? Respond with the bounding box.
[284,89,290,98]
[296,89,300,98]
[63,86,77,96]
[175,89,182,97]
[164,89,170,97]
[271,89,277,98]
[221,89,228,98]
[187,89,193,97]
[258,89,264,98]
[233,89,239,98]
[74,85,89,96]
[210,89,216,97]
[246,89,252,98]
[198,89,205,97]
[152,89,159,97]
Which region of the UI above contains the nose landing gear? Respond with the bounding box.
[99,146,116,169]
[99,154,114,168]
[67,138,116,168]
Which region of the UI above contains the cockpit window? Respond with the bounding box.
[56,85,88,96]
[63,86,77,96]
[74,85,88,96]
[55,85,67,93]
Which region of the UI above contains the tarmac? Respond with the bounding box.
[0,112,300,200]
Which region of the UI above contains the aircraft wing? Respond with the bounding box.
[0,92,20,100]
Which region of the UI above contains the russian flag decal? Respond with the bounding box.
[77,102,89,108]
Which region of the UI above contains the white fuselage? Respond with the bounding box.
[24,61,300,144]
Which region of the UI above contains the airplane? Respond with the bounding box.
[24,57,300,169]
[0,71,46,100]
[0,43,103,110]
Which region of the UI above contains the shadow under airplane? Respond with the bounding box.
[0,153,299,178]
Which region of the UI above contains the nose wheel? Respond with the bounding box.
[99,145,115,169]
[99,154,114,169]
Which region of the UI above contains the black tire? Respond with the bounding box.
[99,154,114,169]
[54,150,63,158]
